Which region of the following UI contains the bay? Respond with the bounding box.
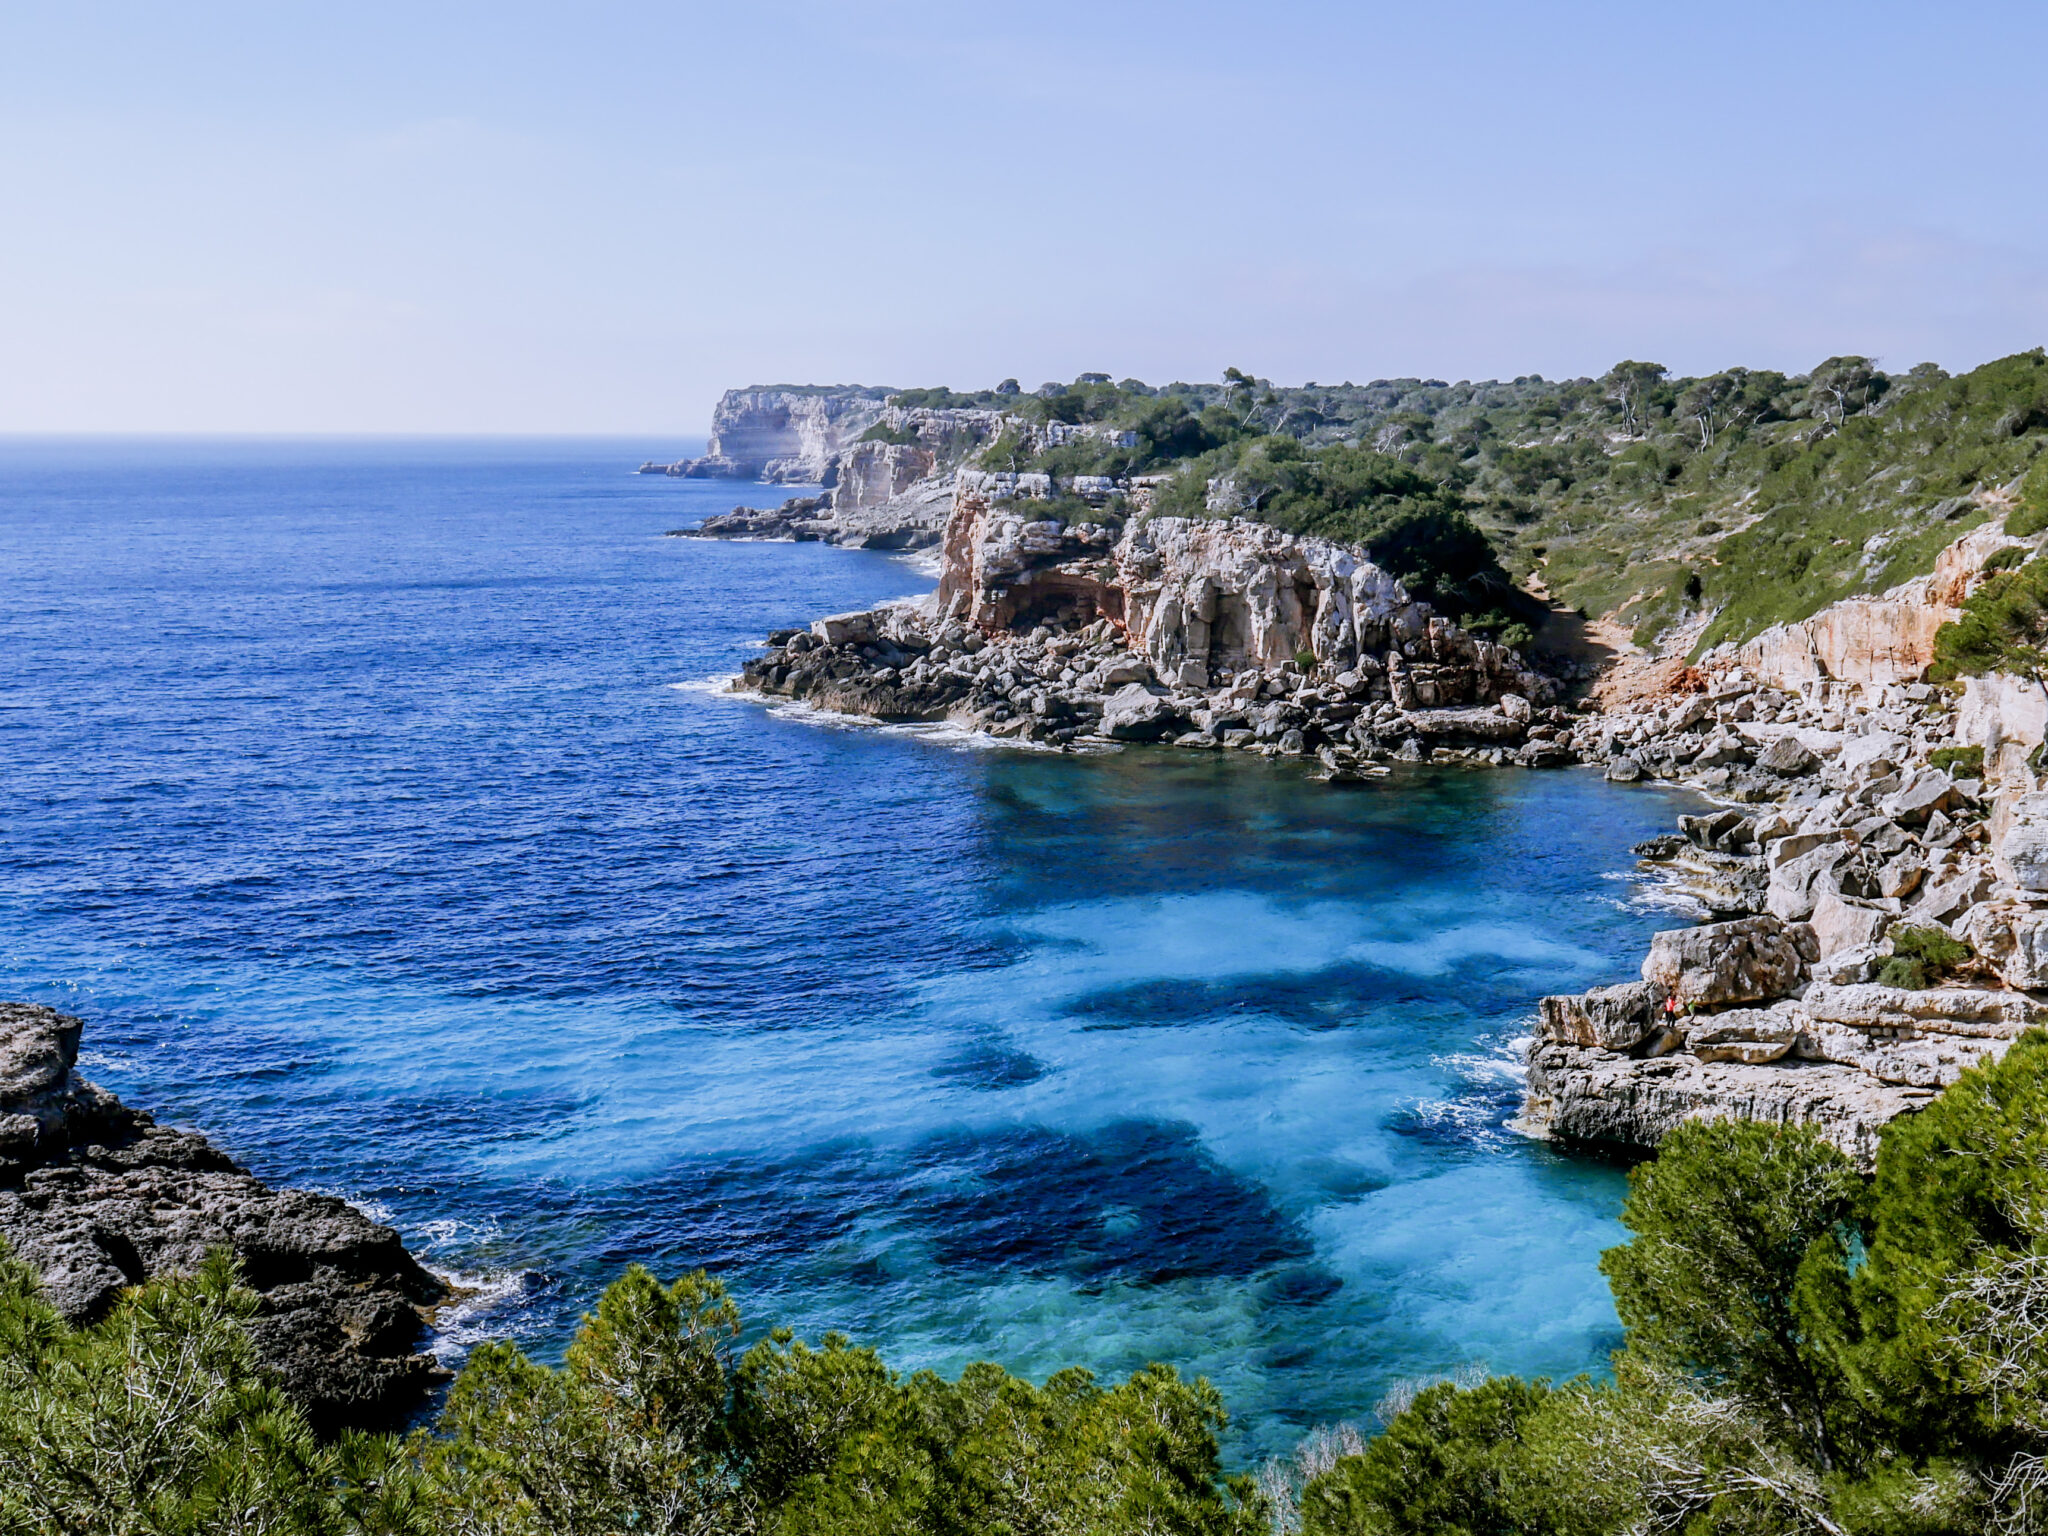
[0,437,1702,1459]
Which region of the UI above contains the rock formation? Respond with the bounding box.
[1515,515,2048,1162]
[1717,525,2026,689]
[644,387,893,483]
[737,487,1553,763]
[665,399,1013,550]
[0,1003,448,1432]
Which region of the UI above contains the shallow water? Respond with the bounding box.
[0,439,1703,1459]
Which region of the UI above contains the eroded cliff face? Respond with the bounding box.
[671,401,1011,549]
[1718,525,2027,691]
[814,406,1012,545]
[660,388,891,483]
[934,478,1542,702]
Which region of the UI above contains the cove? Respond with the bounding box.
[0,439,1705,1460]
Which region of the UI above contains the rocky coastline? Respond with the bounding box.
[0,1002,449,1432]
[730,463,2048,1167]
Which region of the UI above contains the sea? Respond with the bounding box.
[0,437,1707,1461]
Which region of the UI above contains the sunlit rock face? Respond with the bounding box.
[935,482,1545,704]
[673,389,891,483]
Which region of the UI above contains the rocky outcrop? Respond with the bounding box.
[0,1003,448,1432]
[1522,612,2048,1161]
[672,402,1014,551]
[648,388,893,482]
[1958,672,2048,785]
[934,482,1548,704]
[1523,963,2045,1166]
[736,488,1560,760]
[1523,1044,1933,1169]
[1731,591,1960,689]
[1723,521,2028,691]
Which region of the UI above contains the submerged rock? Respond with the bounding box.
[0,1003,448,1433]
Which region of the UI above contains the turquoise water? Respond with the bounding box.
[0,439,1699,1458]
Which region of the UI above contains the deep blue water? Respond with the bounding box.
[0,438,1702,1459]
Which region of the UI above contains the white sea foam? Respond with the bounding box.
[737,690,1105,755]
[306,1187,398,1226]
[426,1267,550,1363]
[1599,866,1711,916]
[669,673,747,697]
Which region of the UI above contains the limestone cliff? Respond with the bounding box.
[650,387,893,483]
[935,475,1544,701]
[671,400,1011,550]
[1713,525,2028,690]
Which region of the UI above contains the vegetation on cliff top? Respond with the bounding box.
[937,351,2048,651]
[19,1036,2048,1532]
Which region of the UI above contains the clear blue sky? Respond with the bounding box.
[6,1,2046,434]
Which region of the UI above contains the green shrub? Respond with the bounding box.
[2008,456,2048,537]
[0,1246,433,1535]
[1298,1376,1550,1536]
[1930,554,2048,682]
[1926,744,1984,777]
[430,1266,1262,1536]
[1875,925,1972,989]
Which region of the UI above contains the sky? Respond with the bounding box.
[5,1,2048,434]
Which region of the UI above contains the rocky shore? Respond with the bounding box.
[732,473,2048,1166]
[0,1003,448,1431]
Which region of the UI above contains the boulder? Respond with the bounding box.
[1606,756,1645,783]
[1099,683,1180,742]
[1883,767,1957,825]
[1757,735,1819,776]
[1809,942,1887,986]
[1767,842,1855,922]
[810,610,879,646]
[1767,829,1849,870]
[1667,695,1711,731]
[1687,1004,1802,1065]
[1840,730,1909,776]
[1095,655,1155,688]
[1692,731,1752,769]
[1641,915,1809,1008]
[1680,810,1748,849]
[1537,981,1660,1051]
[1958,901,2048,990]
[1876,852,1925,900]
[1913,865,1992,923]
[1807,887,1892,959]
[1996,793,2048,892]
